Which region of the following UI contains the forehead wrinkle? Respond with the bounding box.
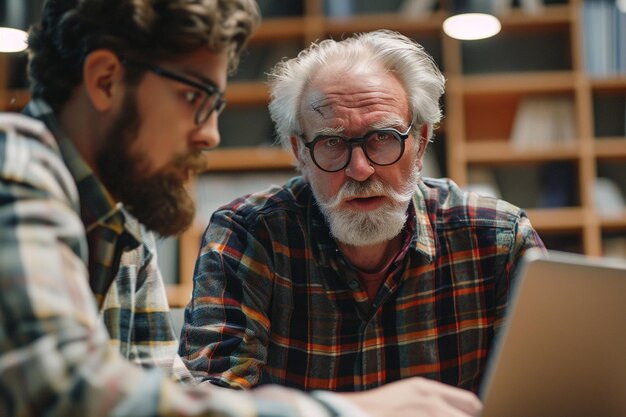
[324,90,400,108]
[310,96,332,119]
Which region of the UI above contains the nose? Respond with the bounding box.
[344,146,374,181]
[191,113,221,151]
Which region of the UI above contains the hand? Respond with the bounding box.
[338,377,482,417]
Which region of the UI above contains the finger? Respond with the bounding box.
[412,378,482,415]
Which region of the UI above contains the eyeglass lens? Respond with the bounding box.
[196,93,226,124]
[312,130,404,172]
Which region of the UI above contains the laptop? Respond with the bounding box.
[480,249,626,417]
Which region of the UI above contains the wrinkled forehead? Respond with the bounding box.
[299,66,410,132]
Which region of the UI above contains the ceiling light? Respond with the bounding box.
[0,27,28,52]
[0,0,45,53]
[443,1,501,41]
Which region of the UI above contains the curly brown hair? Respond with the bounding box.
[27,0,260,111]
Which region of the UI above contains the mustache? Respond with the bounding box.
[324,178,415,211]
[172,151,208,174]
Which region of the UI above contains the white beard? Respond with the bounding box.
[309,165,420,247]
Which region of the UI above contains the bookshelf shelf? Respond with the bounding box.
[454,71,578,94]
[599,214,626,230]
[465,142,580,163]
[0,89,30,112]
[323,11,446,36]
[225,82,269,105]
[205,147,294,172]
[503,5,571,24]
[525,207,586,231]
[594,139,626,159]
[589,76,626,90]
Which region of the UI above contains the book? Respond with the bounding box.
[582,0,626,76]
[510,95,576,149]
[398,0,437,17]
[519,0,543,14]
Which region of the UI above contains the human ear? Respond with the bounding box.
[290,135,309,179]
[83,49,125,112]
[415,124,430,172]
[291,135,309,165]
[416,124,430,160]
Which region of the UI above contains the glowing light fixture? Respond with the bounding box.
[0,27,27,52]
[443,1,501,41]
[0,0,44,53]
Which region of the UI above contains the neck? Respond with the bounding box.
[58,91,104,176]
[337,234,403,273]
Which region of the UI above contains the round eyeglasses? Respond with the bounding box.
[301,122,414,173]
[122,59,226,125]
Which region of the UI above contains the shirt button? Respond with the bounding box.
[348,280,360,290]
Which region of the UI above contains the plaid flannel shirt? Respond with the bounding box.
[0,101,336,417]
[179,176,545,393]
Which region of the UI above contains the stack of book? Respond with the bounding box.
[510,95,577,149]
[582,0,626,76]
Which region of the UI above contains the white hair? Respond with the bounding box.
[267,29,446,151]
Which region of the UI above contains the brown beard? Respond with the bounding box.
[96,88,206,237]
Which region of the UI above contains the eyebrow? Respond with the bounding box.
[371,116,407,130]
[314,126,345,136]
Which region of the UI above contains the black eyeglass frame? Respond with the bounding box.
[122,59,226,125]
[301,121,415,173]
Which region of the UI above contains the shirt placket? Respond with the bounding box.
[328,250,405,389]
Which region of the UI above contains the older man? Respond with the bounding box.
[180,30,545,394]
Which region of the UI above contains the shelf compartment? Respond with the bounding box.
[591,86,626,139]
[594,161,626,218]
[257,0,304,19]
[323,15,445,69]
[230,39,304,82]
[496,4,573,29]
[467,161,580,209]
[251,17,308,42]
[217,106,275,148]
[461,23,572,74]
[602,230,626,259]
[461,88,578,143]
[538,229,585,254]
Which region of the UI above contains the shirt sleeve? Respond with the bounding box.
[178,207,274,389]
[101,224,181,374]
[494,211,546,329]
[0,122,333,417]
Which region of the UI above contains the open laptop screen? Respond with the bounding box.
[479,249,626,417]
